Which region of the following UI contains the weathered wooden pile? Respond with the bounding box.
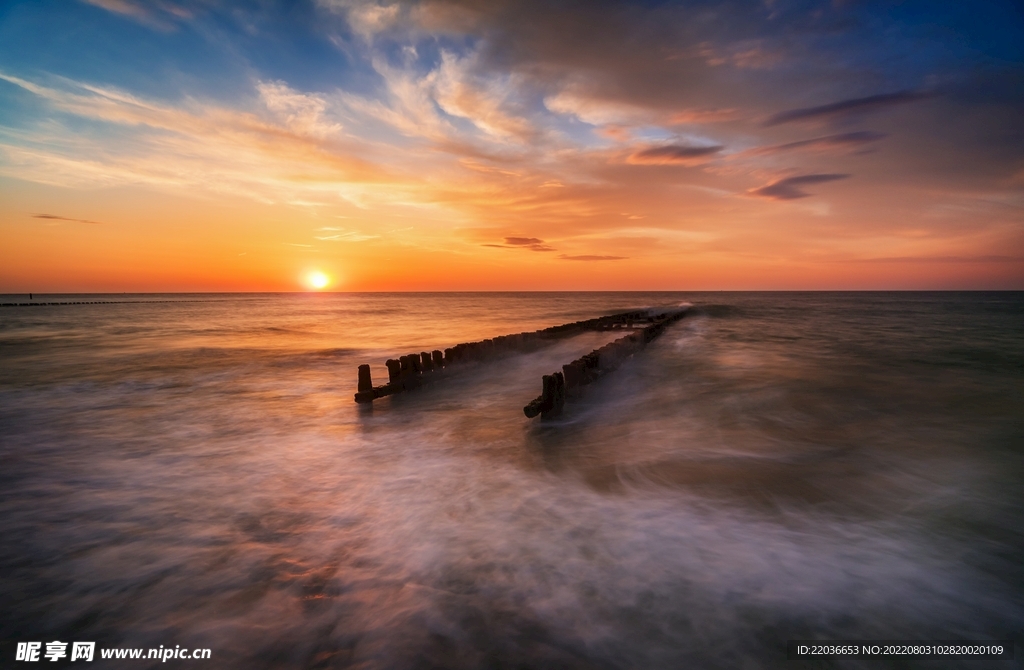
[354,308,687,411]
[523,308,688,419]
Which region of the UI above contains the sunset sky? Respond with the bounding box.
[1,0,1022,291]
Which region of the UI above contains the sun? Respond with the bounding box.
[305,270,330,290]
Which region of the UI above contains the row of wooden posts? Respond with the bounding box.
[522,308,688,419]
[354,308,688,415]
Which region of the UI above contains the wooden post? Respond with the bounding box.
[527,373,567,419]
[524,374,556,418]
[543,371,565,418]
[399,355,417,389]
[562,362,581,392]
[432,350,444,368]
[355,364,375,403]
[358,364,372,392]
[386,359,401,384]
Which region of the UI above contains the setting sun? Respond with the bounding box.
[305,271,330,290]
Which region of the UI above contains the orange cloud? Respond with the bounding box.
[482,236,557,252]
[668,108,742,124]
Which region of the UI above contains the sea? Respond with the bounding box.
[1,292,1022,669]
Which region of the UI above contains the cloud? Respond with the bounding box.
[459,159,522,177]
[669,108,742,124]
[763,91,933,126]
[82,0,150,19]
[504,236,543,245]
[80,0,192,31]
[853,255,1023,264]
[314,231,379,241]
[33,213,102,224]
[627,143,724,165]
[543,93,739,136]
[0,71,396,202]
[697,40,783,70]
[748,131,886,155]
[483,236,556,251]
[257,81,341,138]
[558,254,627,261]
[544,89,655,126]
[319,0,401,39]
[337,58,453,143]
[433,51,536,141]
[748,174,850,200]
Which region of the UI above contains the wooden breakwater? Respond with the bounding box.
[354,309,658,404]
[523,307,688,419]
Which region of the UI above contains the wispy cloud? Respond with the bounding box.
[763,91,932,126]
[433,51,536,141]
[504,237,543,246]
[627,144,724,165]
[319,0,402,40]
[558,254,628,261]
[749,174,850,200]
[668,108,742,125]
[314,231,379,241]
[483,236,556,252]
[747,132,886,155]
[545,89,655,127]
[80,0,192,31]
[697,40,783,70]
[257,81,342,138]
[852,255,1023,264]
[0,71,397,202]
[32,213,103,224]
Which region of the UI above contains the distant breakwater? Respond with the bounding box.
[0,300,209,307]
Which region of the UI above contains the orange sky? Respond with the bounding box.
[1,0,1022,291]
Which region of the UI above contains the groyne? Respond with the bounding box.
[523,308,688,419]
[354,307,688,414]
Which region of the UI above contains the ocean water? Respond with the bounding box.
[1,292,1022,669]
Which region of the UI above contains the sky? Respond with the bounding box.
[0,0,1022,291]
